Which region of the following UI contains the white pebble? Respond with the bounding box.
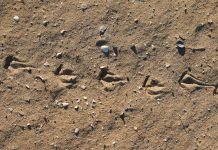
[56,52,62,58]
[92,99,96,104]
[165,63,171,68]
[75,128,80,135]
[43,61,50,67]
[14,16,20,22]
[74,105,79,110]
[62,102,69,108]
[80,85,86,90]
[112,141,116,147]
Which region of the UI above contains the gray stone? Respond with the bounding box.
[81,3,88,11]
[96,39,107,46]
[101,45,110,57]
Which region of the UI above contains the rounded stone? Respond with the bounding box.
[13,16,20,22]
[96,39,107,47]
[101,45,110,56]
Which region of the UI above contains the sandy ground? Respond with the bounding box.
[0,0,218,149]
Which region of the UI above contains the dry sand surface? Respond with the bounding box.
[0,0,218,149]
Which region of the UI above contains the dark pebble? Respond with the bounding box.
[96,39,107,47]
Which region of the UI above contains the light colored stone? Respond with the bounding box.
[62,102,69,107]
[14,16,20,22]
[75,128,80,135]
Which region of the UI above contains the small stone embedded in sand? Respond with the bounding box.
[165,63,171,68]
[43,61,50,67]
[62,102,69,109]
[60,30,66,35]
[27,123,31,129]
[130,43,147,55]
[101,45,110,57]
[91,100,97,108]
[80,85,86,90]
[92,99,96,104]
[75,128,80,135]
[208,19,213,25]
[113,47,119,57]
[112,141,116,147]
[195,23,205,32]
[176,40,185,48]
[120,112,125,121]
[14,16,20,22]
[151,44,156,50]
[81,3,88,11]
[99,25,107,35]
[56,52,62,59]
[96,39,107,46]
[74,105,79,111]
[42,20,49,26]
[25,84,30,89]
[176,39,185,56]
[134,18,139,23]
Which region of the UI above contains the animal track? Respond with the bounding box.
[3,55,78,100]
[3,55,35,79]
[98,66,128,91]
[178,71,218,95]
[143,76,170,98]
[3,55,34,69]
[46,64,78,100]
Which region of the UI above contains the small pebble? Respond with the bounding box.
[43,61,50,67]
[101,45,110,57]
[165,63,171,68]
[42,20,49,26]
[112,141,116,146]
[208,19,213,25]
[74,105,79,111]
[60,30,66,35]
[75,128,80,135]
[176,39,185,56]
[25,84,30,89]
[8,108,13,112]
[134,18,139,23]
[99,25,107,35]
[80,85,86,90]
[176,40,185,48]
[151,44,156,50]
[96,39,107,46]
[14,16,20,22]
[92,99,96,104]
[163,137,170,142]
[62,102,69,109]
[134,126,138,131]
[56,52,62,59]
[81,3,88,11]
[195,23,205,32]
[27,123,31,129]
